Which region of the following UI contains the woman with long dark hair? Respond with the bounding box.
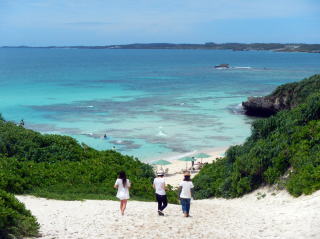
[114,171,131,215]
[178,171,194,217]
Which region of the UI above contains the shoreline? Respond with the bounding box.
[148,146,229,187]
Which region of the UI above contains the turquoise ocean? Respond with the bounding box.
[1,49,320,161]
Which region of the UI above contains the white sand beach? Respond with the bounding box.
[19,188,320,239]
[17,147,320,239]
[150,147,228,187]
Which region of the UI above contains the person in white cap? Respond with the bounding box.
[153,170,167,216]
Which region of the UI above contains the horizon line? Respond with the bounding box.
[1,42,320,48]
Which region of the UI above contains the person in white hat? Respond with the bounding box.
[153,170,167,216]
[179,171,194,217]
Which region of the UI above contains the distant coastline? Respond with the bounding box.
[2,42,320,53]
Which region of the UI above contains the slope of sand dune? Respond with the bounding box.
[19,188,320,239]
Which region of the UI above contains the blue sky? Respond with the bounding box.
[0,0,319,46]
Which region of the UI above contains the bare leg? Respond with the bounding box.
[120,200,128,215]
[121,200,127,215]
[120,200,125,215]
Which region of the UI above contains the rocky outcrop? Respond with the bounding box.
[242,95,290,117]
[242,74,320,117]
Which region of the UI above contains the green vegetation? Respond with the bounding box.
[2,74,320,237]
[0,190,39,239]
[0,118,177,238]
[0,120,180,202]
[242,74,320,117]
[270,74,320,108]
[193,76,320,199]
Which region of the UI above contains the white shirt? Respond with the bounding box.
[179,181,194,199]
[115,179,131,200]
[153,177,166,195]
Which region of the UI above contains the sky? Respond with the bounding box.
[0,0,319,46]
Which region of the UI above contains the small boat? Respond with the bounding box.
[214,64,230,69]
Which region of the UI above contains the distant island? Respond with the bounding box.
[2,42,320,53]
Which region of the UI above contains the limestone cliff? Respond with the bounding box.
[242,74,320,117]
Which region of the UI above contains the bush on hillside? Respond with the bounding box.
[0,190,39,239]
[0,121,85,162]
[0,120,180,203]
[193,92,320,199]
[271,74,320,108]
[0,116,180,238]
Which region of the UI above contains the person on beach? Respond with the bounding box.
[191,158,195,170]
[19,119,25,127]
[153,170,167,216]
[179,171,194,217]
[114,171,131,215]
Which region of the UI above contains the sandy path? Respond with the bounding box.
[19,188,320,239]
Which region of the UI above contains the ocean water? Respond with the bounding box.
[1,48,320,161]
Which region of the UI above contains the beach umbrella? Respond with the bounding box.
[151,159,171,165]
[194,153,211,163]
[178,156,196,170]
[151,159,171,170]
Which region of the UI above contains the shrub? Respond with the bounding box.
[0,190,39,239]
[0,118,182,203]
[0,114,180,237]
[194,88,320,199]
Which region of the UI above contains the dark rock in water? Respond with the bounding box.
[242,96,285,117]
[214,64,229,69]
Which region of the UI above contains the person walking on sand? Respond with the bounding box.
[153,170,167,216]
[179,171,194,217]
[114,171,131,215]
